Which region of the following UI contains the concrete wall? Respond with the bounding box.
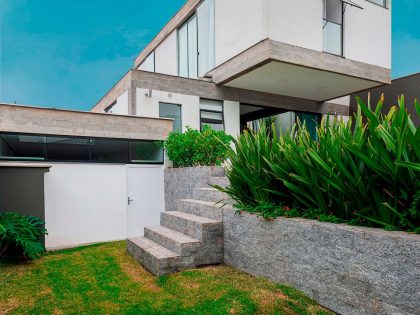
[351,73,420,127]
[0,168,48,220]
[155,31,178,76]
[0,103,172,141]
[224,208,419,315]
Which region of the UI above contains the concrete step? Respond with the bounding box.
[175,199,224,221]
[144,225,201,256]
[161,211,223,240]
[209,176,229,188]
[192,187,229,203]
[127,237,180,277]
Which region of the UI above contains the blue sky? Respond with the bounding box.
[0,0,419,111]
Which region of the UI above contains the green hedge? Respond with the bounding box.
[217,96,420,232]
[160,126,233,168]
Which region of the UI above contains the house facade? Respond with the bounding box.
[92,0,391,136]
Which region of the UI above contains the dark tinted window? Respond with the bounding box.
[130,141,163,163]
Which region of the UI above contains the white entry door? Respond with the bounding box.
[127,165,165,238]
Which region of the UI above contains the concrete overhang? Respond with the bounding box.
[0,103,173,141]
[209,39,391,102]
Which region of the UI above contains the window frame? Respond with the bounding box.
[365,0,387,8]
[199,99,224,131]
[177,14,198,79]
[0,132,164,165]
[159,102,183,132]
[323,0,345,57]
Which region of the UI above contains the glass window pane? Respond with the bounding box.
[323,21,342,55]
[324,0,342,24]
[197,0,215,77]
[139,51,155,72]
[201,111,223,121]
[46,136,91,161]
[91,139,129,163]
[368,0,386,7]
[200,99,223,112]
[130,141,163,163]
[187,16,198,79]
[178,24,188,78]
[159,103,182,132]
[0,134,46,160]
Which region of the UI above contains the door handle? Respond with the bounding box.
[128,197,134,205]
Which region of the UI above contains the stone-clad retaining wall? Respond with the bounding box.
[164,166,224,211]
[164,167,420,315]
[223,208,420,315]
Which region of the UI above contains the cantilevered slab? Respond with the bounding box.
[0,104,172,141]
[210,39,391,102]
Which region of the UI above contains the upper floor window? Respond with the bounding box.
[323,0,343,56]
[178,0,215,79]
[159,103,182,132]
[178,16,198,79]
[139,51,155,72]
[197,0,215,77]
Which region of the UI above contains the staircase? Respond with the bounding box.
[127,169,229,276]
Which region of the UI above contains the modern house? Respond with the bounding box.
[351,72,420,126]
[92,0,391,136]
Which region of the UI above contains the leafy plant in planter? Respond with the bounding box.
[0,212,47,261]
[217,96,420,232]
[160,126,233,167]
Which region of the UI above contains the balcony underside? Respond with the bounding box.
[210,39,391,102]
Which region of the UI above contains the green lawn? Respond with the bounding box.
[0,242,333,315]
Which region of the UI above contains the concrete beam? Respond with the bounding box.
[0,104,172,141]
[211,39,391,86]
[133,0,201,68]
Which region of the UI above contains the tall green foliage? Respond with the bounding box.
[0,212,47,261]
[218,96,420,232]
[161,126,233,168]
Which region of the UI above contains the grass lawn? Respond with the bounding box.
[0,242,333,315]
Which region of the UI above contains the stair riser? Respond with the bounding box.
[144,228,200,256]
[209,177,229,188]
[127,240,179,277]
[192,189,228,203]
[161,212,223,240]
[193,237,224,265]
[174,200,223,221]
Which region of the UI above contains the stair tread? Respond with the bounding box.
[146,225,200,244]
[128,237,179,259]
[165,210,222,224]
[196,187,219,191]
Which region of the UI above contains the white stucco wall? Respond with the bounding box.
[155,31,178,76]
[109,90,129,115]
[268,0,323,52]
[214,0,267,66]
[44,163,128,250]
[344,0,391,69]
[44,163,166,250]
[224,101,240,138]
[213,0,390,69]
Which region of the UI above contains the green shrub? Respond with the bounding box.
[0,212,47,261]
[217,96,420,232]
[160,126,233,168]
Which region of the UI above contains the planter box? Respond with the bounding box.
[223,208,420,315]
